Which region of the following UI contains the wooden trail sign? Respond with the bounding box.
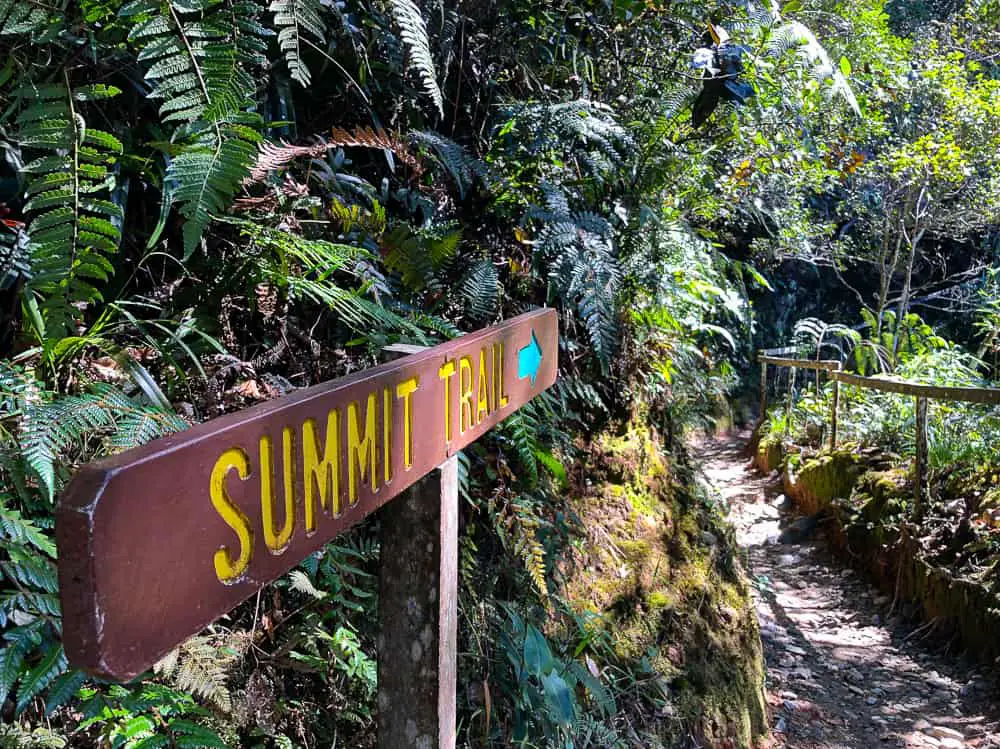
[57,308,558,682]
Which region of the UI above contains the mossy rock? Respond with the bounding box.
[754,432,783,474]
[852,469,910,523]
[784,448,864,514]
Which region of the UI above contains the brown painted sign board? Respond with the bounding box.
[57,309,558,681]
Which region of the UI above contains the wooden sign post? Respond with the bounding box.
[56,309,558,745]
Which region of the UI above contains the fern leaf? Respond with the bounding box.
[43,670,86,715]
[0,0,53,36]
[15,644,66,715]
[330,126,426,179]
[169,719,229,748]
[289,569,326,599]
[0,638,27,707]
[122,0,268,250]
[270,0,325,86]
[460,259,499,320]
[0,226,31,290]
[20,385,188,500]
[389,0,444,116]
[14,83,124,337]
[410,130,488,198]
[169,124,262,257]
[246,140,328,183]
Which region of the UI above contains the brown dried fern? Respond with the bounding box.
[154,633,246,713]
[246,141,329,184]
[329,126,425,178]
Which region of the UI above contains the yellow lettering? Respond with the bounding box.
[476,348,490,424]
[210,448,253,584]
[496,342,509,408]
[438,359,457,441]
[487,345,496,413]
[459,355,474,433]
[302,409,341,531]
[259,430,296,554]
[383,386,393,486]
[347,393,378,504]
[396,376,419,469]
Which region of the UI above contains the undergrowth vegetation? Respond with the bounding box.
[0,0,996,745]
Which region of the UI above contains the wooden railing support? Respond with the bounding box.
[759,359,768,423]
[830,377,840,449]
[784,367,796,437]
[914,396,928,519]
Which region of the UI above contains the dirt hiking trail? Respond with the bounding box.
[699,432,1000,749]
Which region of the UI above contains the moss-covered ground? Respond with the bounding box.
[560,421,768,747]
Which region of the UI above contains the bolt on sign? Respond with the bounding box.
[57,309,558,681]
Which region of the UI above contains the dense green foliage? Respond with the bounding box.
[0,0,998,745]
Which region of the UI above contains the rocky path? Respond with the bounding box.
[699,433,1000,749]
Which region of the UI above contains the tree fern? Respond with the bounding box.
[270,0,326,86]
[390,0,444,116]
[121,0,269,255]
[15,83,123,338]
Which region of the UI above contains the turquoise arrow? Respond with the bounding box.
[518,331,543,385]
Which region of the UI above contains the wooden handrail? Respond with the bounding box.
[832,371,1000,406]
[759,349,1000,518]
[758,355,842,372]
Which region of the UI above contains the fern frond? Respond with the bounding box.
[237,221,426,335]
[168,122,263,256]
[506,100,633,177]
[270,0,325,86]
[289,569,327,599]
[122,0,267,123]
[766,21,860,115]
[528,186,620,369]
[499,407,540,487]
[389,0,444,116]
[410,130,488,198]
[330,126,426,179]
[460,259,499,320]
[566,660,616,717]
[122,0,268,253]
[14,83,123,337]
[155,635,236,712]
[512,516,547,598]
[14,645,66,715]
[0,225,31,290]
[0,0,54,36]
[247,140,328,183]
[21,384,188,500]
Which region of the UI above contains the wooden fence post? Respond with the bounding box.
[759,358,768,423]
[914,396,928,518]
[378,456,459,749]
[784,367,796,437]
[830,374,840,449]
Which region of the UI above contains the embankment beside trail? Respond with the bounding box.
[562,419,768,747]
[752,436,1000,665]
